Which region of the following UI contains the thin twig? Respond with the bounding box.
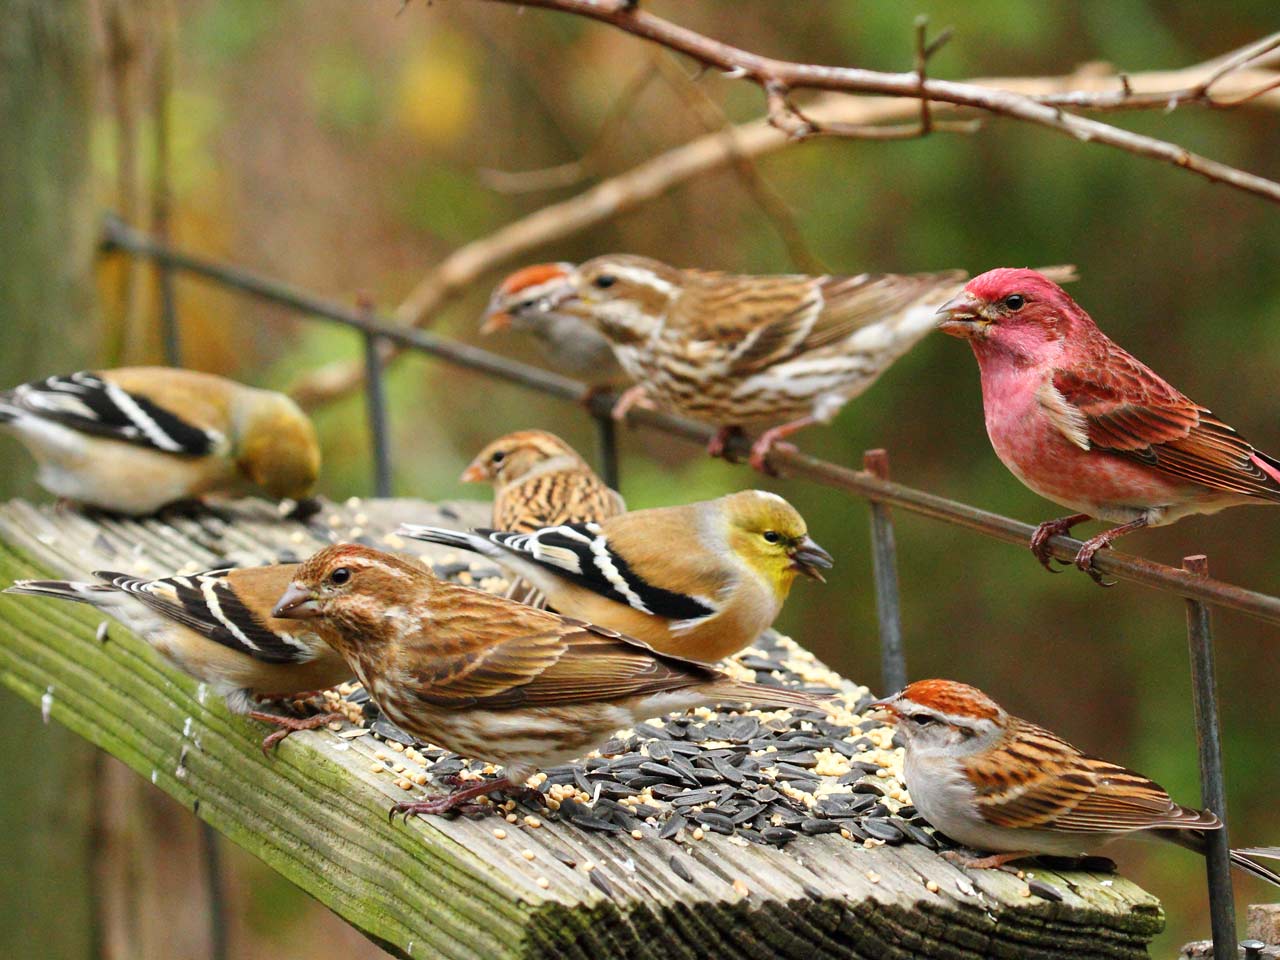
[471,0,1280,206]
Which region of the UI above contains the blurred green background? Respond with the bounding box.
[2,0,1278,956]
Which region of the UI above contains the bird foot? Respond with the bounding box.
[1072,517,1146,587]
[249,710,335,755]
[388,776,516,821]
[942,849,1032,870]
[610,385,653,423]
[706,425,744,460]
[1029,514,1090,572]
[748,431,799,474]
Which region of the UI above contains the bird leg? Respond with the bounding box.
[748,416,817,473]
[942,849,1033,870]
[1075,516,1148,586]
[388,775,517,820]
[250,710,336,755]
[609,384,653,423]
[706,425,745,460]
[1029,513,1091,572]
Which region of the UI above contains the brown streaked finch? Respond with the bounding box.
[396,489,832,663]
[0,368,321,515]
[270,543,828,818]
[873,679,1280,886]
[488,255,1077,471]
[5,565,352,751]
[460,429,625,533]
[937,268,1280,584]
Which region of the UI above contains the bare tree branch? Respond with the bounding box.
[470,1,1280,205]
[286,29,1280,409]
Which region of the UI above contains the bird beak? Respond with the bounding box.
[459,461,487,483]
[272,583,321,620]
[789,536,834,582]
[865,695,901,723]
[935,292,985,338]
[479,309,512,335]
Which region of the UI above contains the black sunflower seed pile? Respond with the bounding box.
[341,581,955,854]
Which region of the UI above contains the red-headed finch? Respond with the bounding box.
[0,368,321,515]
[874,679,1280,885]
[397,489,831,662]
[5,565,351,750]
[487,256,1077,470]
[482,263,625,391]
[937,269,1280,583]
[271,543,827,817]
[460,429,625,533]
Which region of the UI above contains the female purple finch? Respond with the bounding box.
[937,268,1280,583]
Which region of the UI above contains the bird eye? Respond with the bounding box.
[491,450,506,464]
[910,714,938,727]
[593,275,617,289]
[762,530,781,544]
[1003,294,1026,311]
[330,567,351,585]
[519,299,536,310]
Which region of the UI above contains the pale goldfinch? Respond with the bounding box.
[461,429,625,532]
[271,543,825,817]
[0,368,321,514]
[6,564,352,750]
[398,489,831,662]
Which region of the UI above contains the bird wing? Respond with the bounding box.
[1049,352,1280,500]
[674,270,965,374]
[398,589,720,709]
[478,523,718,621]
[95,565,318,664]
[0,371,224,456]
[966,719,1213,835]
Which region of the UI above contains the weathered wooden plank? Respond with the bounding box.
[0,498,1165,959]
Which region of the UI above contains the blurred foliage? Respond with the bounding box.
[10,0,1280,955]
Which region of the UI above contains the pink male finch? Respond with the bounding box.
[937,268,1280,583]
[874,679,1279,885]
[488,255,1001,471]
[271,543,827,818]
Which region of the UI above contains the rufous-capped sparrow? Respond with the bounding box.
[489,255,1076,471]
[938,269,1280,584]
[875,679,1279,885]
[5,565,352,750]
[271,543,827,817]
[0,368,321,515]
[397,489,831,663]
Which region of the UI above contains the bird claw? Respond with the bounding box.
[610,385,653,423]
[1028,514,1089,572]
[250,710,335,756]
[1075,539,1117,587]
[748,432,798,474]
[706,426,744,460]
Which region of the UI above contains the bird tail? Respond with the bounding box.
[4,578,116,604]
[1035,264,1080,286]
[1162,831,1280,888]
[397,524,499,558]
[708,681,830,712]
[0,399,17,424]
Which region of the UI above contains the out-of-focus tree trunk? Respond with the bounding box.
[0,2,98,960]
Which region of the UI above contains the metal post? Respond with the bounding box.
[1183,554,1236,959]
[199,821,228,960]
[864,449,906,693]
[596,414,620,491]
[362,329,392,499]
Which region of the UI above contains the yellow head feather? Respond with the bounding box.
[718,490,831,600]
[234,390,321,500]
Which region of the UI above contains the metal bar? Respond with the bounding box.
[595,415,621,490]
[199,821,228,960]
[98,218,1280,627]
[1183,554,1237,959]
[863,449,906,694]
[362,330,393,498]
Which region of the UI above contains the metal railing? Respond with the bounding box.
[102,214,1255,958]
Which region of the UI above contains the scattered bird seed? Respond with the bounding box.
[669,856,694,883]
[1028,879,1065,902]
[589,869,617,900]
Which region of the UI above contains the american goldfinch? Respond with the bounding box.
[875,679,1280,886]
[481,263,625,391]
[6,564,351,750]
[271,543,826,816]
[938,268,1280,584]
[398,489,831,662]
[461,429,625,532]
[0,368,321,514]
[488,256,1078,470]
